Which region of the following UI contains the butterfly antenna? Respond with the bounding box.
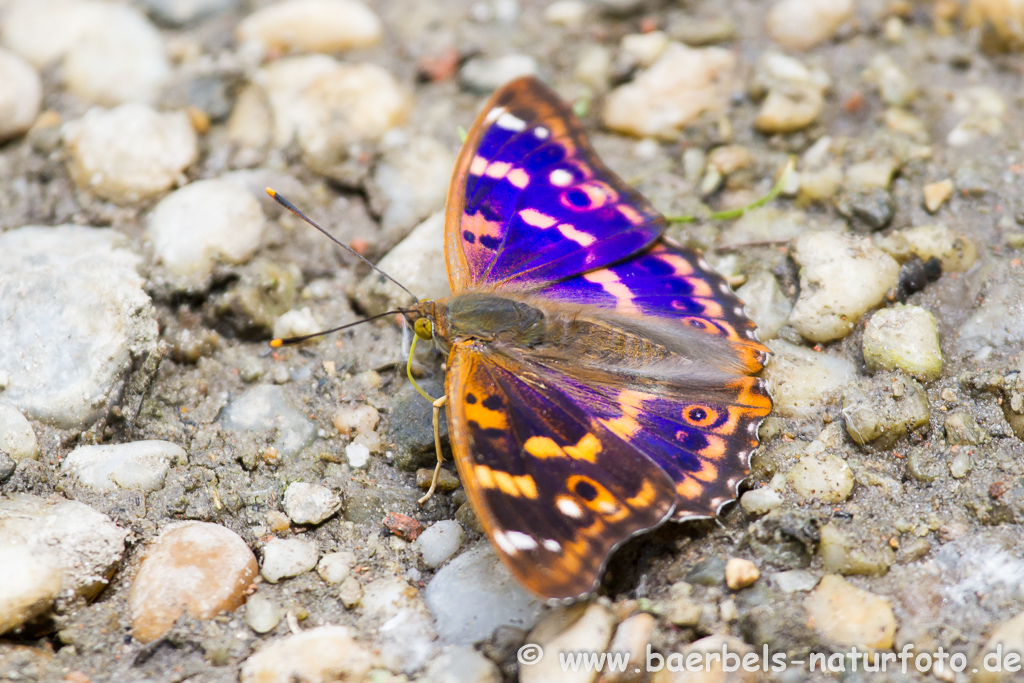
[270,310,406,347]
[265,187,419,303]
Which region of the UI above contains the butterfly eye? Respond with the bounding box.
[414,318,433,340]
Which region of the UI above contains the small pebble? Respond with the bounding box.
[220,385,316,458]
[804,575,896,649]
[735,270,793,341]
[0,404,39,462]
[260,537,318,583]
[751,52,829,134]
[338,576,363,608]
[425,645,502,683]
[788,231,900,342]
[0,48,41,141]
[0,546,62,635]
[239,626,382,683]
[767,0,853,50]
[725,558,760,590]
[283,482,342,525]
[944,411,987,446]
[355,211,450,314]
[147,179,266,291]
[602,43,737,138]
[63,104,198,205]
[236,0,382,54]
[458,54,539,93]
[141,0,238,26]
[272,308,320,342]
[266,510,291,533]
[762,340,855,419]
[543,0,588,27]
[260,56,411,164]
[62,440,186,493]
[129,522,258,642]
[0,453,15,482]
[923,179,954,212]
[772,569,819,593]
[845,158,899,192]
[862,54,917,107]
[0,227,157,429]
[425,544,549,645]
[949,451,972,479]
[619,31,669,68]
[522,603,616,683]
[345,442,371,468]
[787,453,855,503]
[740,487,783,515]
[415,520,464,568]
[862,305,943,382]
[875,224,977,273]
[368,136,456,241]
[383,511,425,541]
[947,86,1006,147]
[244,592,281,634]
[317,550,356,584]
[974,611,1024,683]
[416,467,461,492]
[332,404,380,437]
[842,376,930,448]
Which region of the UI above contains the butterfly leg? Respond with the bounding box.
[418,394,449,505]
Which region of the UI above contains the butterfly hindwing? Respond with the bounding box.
[445,77,666,293]
[445,340,677,601]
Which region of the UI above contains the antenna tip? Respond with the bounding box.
[269,338,284,348]
[265,187,277,198]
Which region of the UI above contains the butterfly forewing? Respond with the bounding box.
[445,341,677,601]
[445,77,665,293]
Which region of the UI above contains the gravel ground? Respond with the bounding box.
[2,0,1024,682]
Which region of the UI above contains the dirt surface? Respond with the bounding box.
[3,0,1024,682]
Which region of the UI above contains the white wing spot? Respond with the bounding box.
[557,497,584,518]
[558,223,596,247]
[485,161,512,179]
[493,531,517,555]
[534,126,550,139]
[549,169,573,187]
[470,155,488,176]
[542,539,562,553]
[496,112,527,131]
[485,106,507,124]
[733,306,743,316]
[719,283,732,294]
[506,531,539,551]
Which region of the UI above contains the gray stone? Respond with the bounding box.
[415,521,464,568]
[244,592,281,634]
[282,482,342,525]
[842,374,930,448]
[945,411,987,446]
[0,452,15,482]
[220,385,316,458]
[260,538,318,583]
[0,227,158,429]
[425,543,550,645]
[735,271,793,341]
[140,0,238,26]
[0,404,38,461]
[459,54,539,94]
[686,557,727,586]
[387,379,448,471]
[0,545,62,635]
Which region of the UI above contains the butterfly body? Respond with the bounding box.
[412,77,773,602]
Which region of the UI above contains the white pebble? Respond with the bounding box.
[237,0,382,54]
[240,626,382,683]
[602,43,736,138]
[875,224,977,273]
[458,54,539,93]
[766,0,853,50]
[0,48,41,141]
[788,231,900,342]
[272,308,321,342]
[62,440,186,493]
[283,482,342,525]
[317,550,356,584]
[244,593,282,634]
[787,453,855,503]
[259,56,410,164]
[620,31,669,68]
[345,442,371,469]
[332,404,380,437]
[0,546,62,635]
[415,521,465,568]
[0,227,157,429]
[261,538,319,583]
[544,0,588,27]
[763,339,855,420]
[740,487,783,516]
[862,305,943,382]
[63,104,198,205]
[2,0,169,105]
[146,179,265,289]
[0,404,39,462]
[354,212,450,314]
[735,270,792,341]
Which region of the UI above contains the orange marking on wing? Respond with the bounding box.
[731,378,773,412]
[564,433,602,462]
[696,435,727,464]
[676,477,704,501]
[474,464,496,489]
[569,475,628,522]
[515,474,539,499]
[463,389,508,431]
[523,435,566,459]
[492,469,521,497]
[600,415,641,440]
[626,479,659,508]
[691,459,720,483]
[656,251,698,276]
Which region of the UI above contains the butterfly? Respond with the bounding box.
[402,77,773,602]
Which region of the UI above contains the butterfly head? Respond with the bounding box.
[407,299,452,353]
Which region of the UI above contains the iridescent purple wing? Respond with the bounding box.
[537,242,771,375]
[444,77,665,293]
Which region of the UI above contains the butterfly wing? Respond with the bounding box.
[445,77,666,294]
[445,340,677,601]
